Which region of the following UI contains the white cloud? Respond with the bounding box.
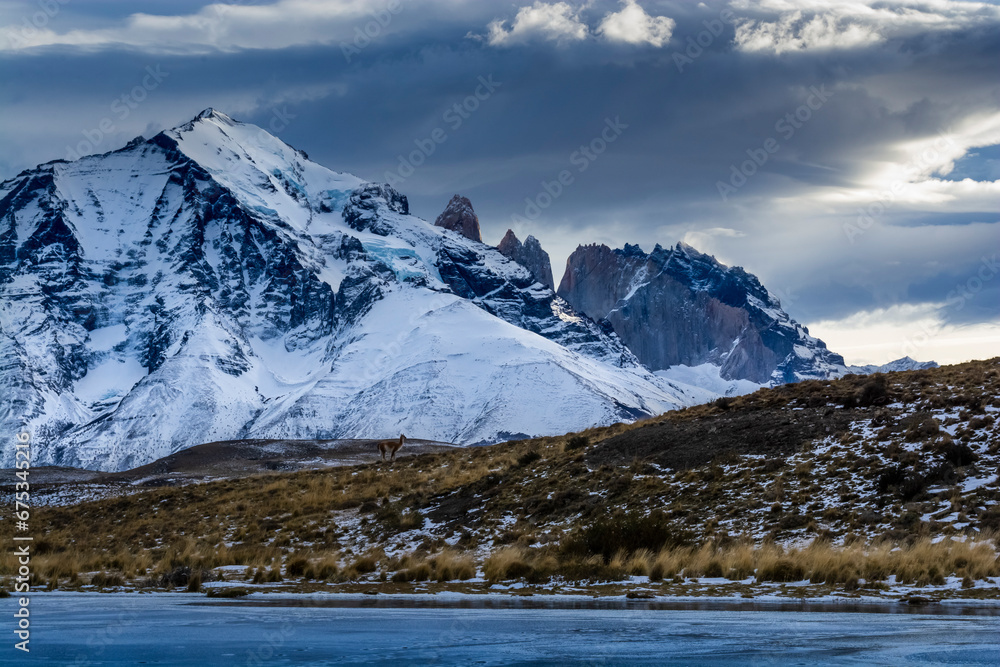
[597,0,675,47]
[808,303,1000,366]
[681,227,745,251]
[816,111,1000,214]
[731,0,1000,55]
[734,11,883,54]
[486,2,588,47]
[0,0,387,53]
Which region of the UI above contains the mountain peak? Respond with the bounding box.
[193,107,234,123]
[496,229,555,290]
[166,108,241,138]
[434,194,482,243]
[499,228,519,246]
[848,356,939,374]
[621,243,646,258]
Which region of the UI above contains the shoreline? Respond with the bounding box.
[15,589,1000,616]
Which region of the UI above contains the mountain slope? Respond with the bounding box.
[0,110,717,470]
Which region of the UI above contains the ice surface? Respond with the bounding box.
[14,594,1000,666]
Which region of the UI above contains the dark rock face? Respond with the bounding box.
[558,242,846,383]
[433,194,482,243]
[496,229,555,290]
[434,233,640,368]
[345,183,409,236]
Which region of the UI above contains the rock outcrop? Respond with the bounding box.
[433,194,482,243]
[496,229,555,290]
[558,242,847,384]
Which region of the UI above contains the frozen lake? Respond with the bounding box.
[4,594,1000,665]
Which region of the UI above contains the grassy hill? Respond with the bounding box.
[3,358,999,600]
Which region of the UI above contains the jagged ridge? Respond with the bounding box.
[558,242,849,384]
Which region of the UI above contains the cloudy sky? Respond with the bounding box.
[1,0,998,365]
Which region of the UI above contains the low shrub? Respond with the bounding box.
[286,557,309,577]
[934,440,977,467]
[90,572,125,588]
[574,511,690,561]
[374,505,423,533]
[857,375,889,407]
[517,451,542,467]
[904,414,941,442]
[713,396,733,411]
[757,559,805,583]
[876,466,928,501]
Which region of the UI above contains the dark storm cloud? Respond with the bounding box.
[0,0,997,361]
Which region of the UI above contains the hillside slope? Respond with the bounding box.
[7,359,998,599]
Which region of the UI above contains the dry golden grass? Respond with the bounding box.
[529,535,1000,586]
[483,547,534,583]
[428,550,476,582]
[387,549,476,582]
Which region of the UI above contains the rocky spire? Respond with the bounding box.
[434,194,482,243]
[497,229,555,290]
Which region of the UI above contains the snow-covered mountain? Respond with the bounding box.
[1,110,739,471]
[848,357,939,374]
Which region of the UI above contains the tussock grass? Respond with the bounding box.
[429,550,476,581]
[484,547,541,582]
[524,535,1000,586]
[474,533,1000,588]
[389,550,475,582]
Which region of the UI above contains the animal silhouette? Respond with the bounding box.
[377,433,406,462]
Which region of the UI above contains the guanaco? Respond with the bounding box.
[377,433,406,462]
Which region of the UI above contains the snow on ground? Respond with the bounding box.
[655,363,762,398]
